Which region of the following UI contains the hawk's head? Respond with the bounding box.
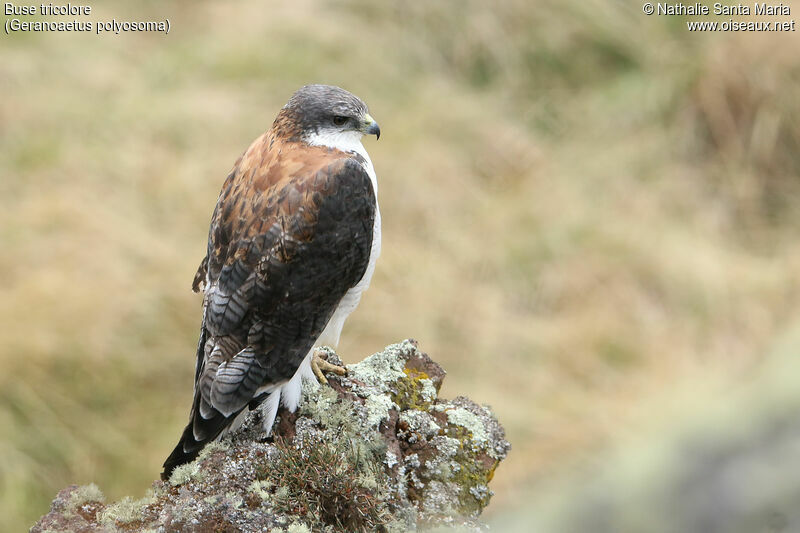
[273,85,380,148]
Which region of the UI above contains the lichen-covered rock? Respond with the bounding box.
[31,340,510,532]
[31,484,109,533]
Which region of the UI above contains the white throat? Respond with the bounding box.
[304,128,363,151]
[304,129,377,194]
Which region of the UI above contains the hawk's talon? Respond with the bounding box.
[311,348,347,385]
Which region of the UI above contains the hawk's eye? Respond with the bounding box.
[332,115,348,126]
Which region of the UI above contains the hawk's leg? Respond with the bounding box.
[311,348,347,385]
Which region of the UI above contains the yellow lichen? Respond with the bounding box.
[486,461,499,482]
[428,424,495,514]
[392,367,437,410]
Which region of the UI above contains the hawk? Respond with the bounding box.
[161,85,381,479]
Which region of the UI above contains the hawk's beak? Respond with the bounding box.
[363,114,381,140]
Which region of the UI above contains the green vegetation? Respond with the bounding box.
[3,0,800,530]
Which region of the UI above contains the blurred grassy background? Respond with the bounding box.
[3,1,800,530]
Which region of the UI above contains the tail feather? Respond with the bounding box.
[161,345,315,480]
[161,422,204,481]
[161,388,284,481]
[161,401,233,481]
[255,387,281,436]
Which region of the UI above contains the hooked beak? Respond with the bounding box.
[363,113,381,140]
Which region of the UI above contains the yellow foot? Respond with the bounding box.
[311,348,347,385]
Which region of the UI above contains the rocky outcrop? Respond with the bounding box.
[32,340,510,532]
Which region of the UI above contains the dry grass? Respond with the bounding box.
[3,1,800,530]
[258,436,391,532]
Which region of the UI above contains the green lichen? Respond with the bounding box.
[305,342,504,524]
[274,485,290,504]
[224,490,244,509]
[65,483,105,511]
[166,438,226,488]
[356,471,381,490]
[97,492,156,526]
[300,385,354,430]
[399,410,442,443]
[197,438,229,460]
[407,414,499,516]
[348,339,438,414]
[299,381,389,463]
[399,405,497,517]
[443,429,496,514]
[419,479,461,517]
[287,522,312,533]
[347,340,413,392]
[169,459,202,486]
[364,393,394,429]
[445,407,489,449]
[385,518,416,533]
[248,479,273,500]
[385,449,399,468]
